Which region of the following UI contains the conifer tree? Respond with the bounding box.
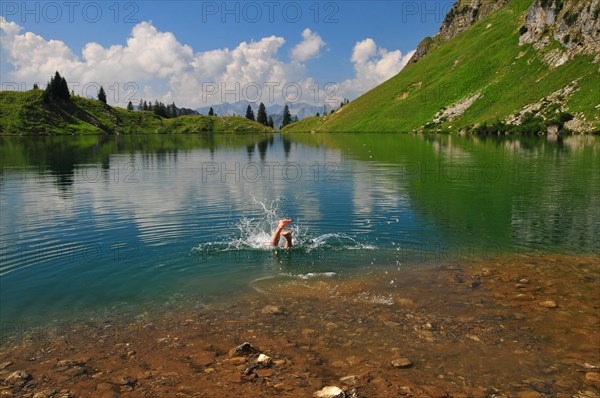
[98,86,107,104]
[282,105,292,127]
[268,116,274,128]
[127,101,134,111]
[208,107,215,116]
[60,77,70,99]
[44,71,70,101]
[257,103,268,125]
[245,105,255,121]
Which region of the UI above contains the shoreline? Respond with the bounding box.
[1,254,599,397]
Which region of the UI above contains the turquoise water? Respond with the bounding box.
[1,134,599,328]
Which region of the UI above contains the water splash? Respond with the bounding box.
[192,197,376,254]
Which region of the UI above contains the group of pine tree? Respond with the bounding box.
[39,72,350,128]
[245,103,276,128]
[41,72,206,120]
[134,99,197,118]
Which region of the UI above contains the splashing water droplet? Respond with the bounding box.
[192,196,377,254]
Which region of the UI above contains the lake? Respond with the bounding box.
[1,133,599,330]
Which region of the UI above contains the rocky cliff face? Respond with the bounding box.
[437,0,511,41]
[410,0,600,65]
[409,0,511,64]
[519,0,600,66]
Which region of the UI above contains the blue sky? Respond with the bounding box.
[1,1,454,107]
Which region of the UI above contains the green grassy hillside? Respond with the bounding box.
[0,90,274,135]
[284,0,599,134]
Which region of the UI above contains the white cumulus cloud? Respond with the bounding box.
[1,17,327,107]
[1,17,412,108]
[342,38,415,98]
[291,28,325,62]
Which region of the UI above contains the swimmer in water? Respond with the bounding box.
[270,219,293,249]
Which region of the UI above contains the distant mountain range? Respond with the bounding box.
[196,102,335,130]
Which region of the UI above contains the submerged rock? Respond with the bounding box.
[262,305,284,315]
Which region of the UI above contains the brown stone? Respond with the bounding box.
[516,391,541,398]
[96,383,115,392]
[229,357,247,365]
[223,372,241,383]
[256,369,274,377]
[189,351,215,367]
[64,366,86,377]
[421,385,448,398]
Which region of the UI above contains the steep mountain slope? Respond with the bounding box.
[0,91,274,135]
[410,0,511,64]
[284,0,599,134]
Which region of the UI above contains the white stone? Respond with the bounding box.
[314,386,345,398]
[257,354,272,366]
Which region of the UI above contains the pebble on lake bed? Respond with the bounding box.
[339,375,360,385]
[4,370,32,387]
[257,354,272,366]
[261,305,284,315]
[391,358,413,368]
[314,386,345,398]
[539,300,558,308]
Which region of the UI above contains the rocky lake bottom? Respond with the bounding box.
[1,253,598,398]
